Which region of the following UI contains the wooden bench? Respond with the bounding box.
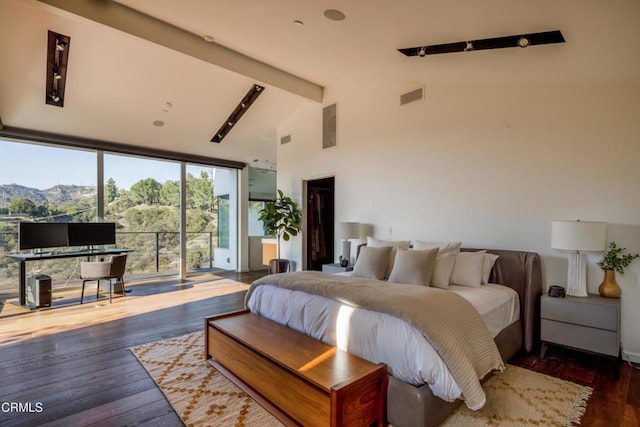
[205,310,388,426]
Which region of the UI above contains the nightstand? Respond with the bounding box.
[322,263,353,273]
[540,293,621,379]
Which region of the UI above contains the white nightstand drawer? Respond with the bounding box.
[541,295,618,331]
[541,319,619,357]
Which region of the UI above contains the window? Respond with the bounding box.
[0,138,241,298]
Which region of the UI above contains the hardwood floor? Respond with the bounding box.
[511,345,640,426]
[1,274,638,426]
[0,271,262,426]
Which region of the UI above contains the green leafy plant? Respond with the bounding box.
[597,241,639,275]
[259,189,302,259]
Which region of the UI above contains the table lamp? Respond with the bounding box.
[337,222,359,264]
[551,220,607,297]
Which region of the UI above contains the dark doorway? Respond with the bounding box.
[306,177,335,270]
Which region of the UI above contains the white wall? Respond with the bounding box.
[276,79,640,361]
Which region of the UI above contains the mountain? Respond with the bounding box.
[0,184,96,208]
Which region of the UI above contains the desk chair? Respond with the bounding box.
[80,254,128,304]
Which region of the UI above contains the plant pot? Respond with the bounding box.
[269,259,290,274]
[598,269,621,298]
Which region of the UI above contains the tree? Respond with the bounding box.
[130,178,162,205]
[187,171,214,212]
[105,178,118,203]
[8,197,36,216]
[160,180,180,206]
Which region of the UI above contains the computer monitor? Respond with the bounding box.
[67,222,116,247]
[19,222,69,251]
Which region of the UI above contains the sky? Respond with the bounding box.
[0,139,213,190]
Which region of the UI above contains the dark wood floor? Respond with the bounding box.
[1,273,638,426]
[511,345,640,426]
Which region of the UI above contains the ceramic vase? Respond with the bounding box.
[598,269,621,298]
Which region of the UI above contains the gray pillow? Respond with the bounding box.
[352,246,393,280]
[387,248,439,286]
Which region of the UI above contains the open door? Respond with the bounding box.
[304,177,335,271]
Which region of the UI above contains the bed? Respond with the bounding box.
[246,247,542,427]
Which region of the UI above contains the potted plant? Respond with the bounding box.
[596,241,639,298]
[259,189,302,273]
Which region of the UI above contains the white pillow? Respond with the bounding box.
[352,245,393,280]
[366,237,411,279]
[388,248,439,286]
[482,253,500,285]
[413,241,462,288]
[450,251,485,288]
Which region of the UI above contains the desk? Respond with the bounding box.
[8,248,131,306]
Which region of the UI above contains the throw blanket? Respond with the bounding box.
[248,271,504,410]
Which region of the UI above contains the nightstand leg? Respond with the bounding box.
[540,342,548,359]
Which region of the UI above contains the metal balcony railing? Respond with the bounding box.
[0,231,216,296]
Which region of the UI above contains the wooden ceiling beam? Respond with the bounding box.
[36,0,323,103]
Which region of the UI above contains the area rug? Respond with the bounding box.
[131,332,592,427]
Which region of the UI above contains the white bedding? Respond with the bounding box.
[246,281,519,403]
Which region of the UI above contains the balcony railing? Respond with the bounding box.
[0,231,216,296]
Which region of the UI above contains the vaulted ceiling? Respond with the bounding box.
[0,0,637,168]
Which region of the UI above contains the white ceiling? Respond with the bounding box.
[1,0,638,167]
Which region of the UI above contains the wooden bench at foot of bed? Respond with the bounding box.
[205,310,388,427]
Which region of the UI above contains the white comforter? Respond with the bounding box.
[246,282,519,403]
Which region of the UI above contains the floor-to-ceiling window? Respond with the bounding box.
[185,164,216,272]
[0,140,96,296]
[103,153,181,277]
[0,138,240,298]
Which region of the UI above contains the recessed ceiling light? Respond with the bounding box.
[323,9,346,21]
[153,120,165,127]
[293,20,304,27]
[203,35,214,43]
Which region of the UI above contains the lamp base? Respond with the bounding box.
[341,240,352,264]
[566,252,588,297]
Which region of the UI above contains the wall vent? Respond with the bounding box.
[280,134,291,145]
[400,88,424,106]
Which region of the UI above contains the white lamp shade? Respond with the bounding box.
[551,220,607,252]
[337,222,360,239]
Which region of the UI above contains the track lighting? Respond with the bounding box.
[46,31,71,107]
[211,84,265,143]
[55,38,67,51]
[398,30,565,57]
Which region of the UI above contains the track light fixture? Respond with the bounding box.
[46,31,71,107]
[398,30,565,57]
[211,84,265,143]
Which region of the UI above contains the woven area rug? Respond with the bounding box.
[131,332,592,427]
